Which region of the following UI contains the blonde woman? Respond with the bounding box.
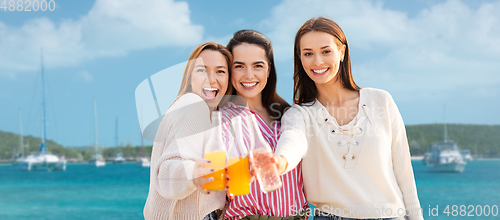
[144,42,233,220]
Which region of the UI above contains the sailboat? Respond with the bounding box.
[136,106,150,167]
[11,110,26,165]
[424,106,466,172]
[89,97,106,167]
[18,51,66,171]
[136,133,150,167]
[113,117,125,164]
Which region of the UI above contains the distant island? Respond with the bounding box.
[405,124,500,158]
[1,124,499,163]
[0,130,151,163]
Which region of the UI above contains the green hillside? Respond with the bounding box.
[0,130,152,161]
[0,130,81,160]
[80,144,152,161]
[406,124,500,157]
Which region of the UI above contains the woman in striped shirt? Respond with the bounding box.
[219,30,308,220]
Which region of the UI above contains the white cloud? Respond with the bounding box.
[81,0,203,52]
[0,0,203,77]
[263,0,500,100]
[77,70,94,82]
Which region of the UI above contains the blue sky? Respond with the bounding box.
[1,0,499,147]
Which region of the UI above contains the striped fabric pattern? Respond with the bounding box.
[220,102,307,220]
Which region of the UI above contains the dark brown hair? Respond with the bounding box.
[176,42,233,108]
[294,17,360,105]
[227,30,290,120]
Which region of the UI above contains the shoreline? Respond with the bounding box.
[0,159,140,165]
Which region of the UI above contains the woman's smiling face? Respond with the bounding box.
[299,31,345,85]
[231,43,269,102]
[190,49,229,110]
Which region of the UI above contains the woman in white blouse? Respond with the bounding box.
[274,17,424,220]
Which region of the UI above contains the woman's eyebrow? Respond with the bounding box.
[233,61,245,65]
[302,45,331,51]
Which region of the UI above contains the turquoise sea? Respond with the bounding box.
[0,160,499,220]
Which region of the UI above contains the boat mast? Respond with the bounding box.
[115,117,118,156]
[41,49,47,155]
[94,97,98,158]
[141,131,144,158]
[19,109,24,157]
[140,105,144,158]
[444,105,448,143]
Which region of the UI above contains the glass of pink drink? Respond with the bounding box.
[246,114,282,193]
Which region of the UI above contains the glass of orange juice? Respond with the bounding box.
[227,116,250,196]
[204,151,226,190]
[203,111,226,191]
[227,156,250,196]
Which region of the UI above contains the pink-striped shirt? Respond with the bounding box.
[220,102,307,220]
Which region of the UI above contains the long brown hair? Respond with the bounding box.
[294,17,360,105]
[176,42,233,108]
[227,30,290,120]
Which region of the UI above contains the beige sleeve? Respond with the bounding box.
[388,94,424,220]
[150,94,211,200]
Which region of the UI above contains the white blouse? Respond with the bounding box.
[275,88,424,220]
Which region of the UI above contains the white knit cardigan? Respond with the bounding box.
[143,93,225,220]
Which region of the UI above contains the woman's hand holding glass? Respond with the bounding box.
[193,158,215,194]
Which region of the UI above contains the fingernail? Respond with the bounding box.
[210,169,215,172]
[207,160,211,164]
[207,191,211,194]
[226,177,230,181]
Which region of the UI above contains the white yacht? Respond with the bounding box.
[89,97,106,167]
[113,153,125,164]
[136,157,150,167]
[113,118,125,164]
[18,52,66,171]
[19,153,66,171]
[425,109,466,172]
[136,107,150,167]
[89,154,106,167]
[461,150,473,161]
[425,141,466,172]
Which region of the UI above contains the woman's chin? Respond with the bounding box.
[310,74,337,85]
[205,100,218,110]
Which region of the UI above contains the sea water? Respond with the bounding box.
[1,160,499,220]
[413,159,500,219]
[0,163,149,220]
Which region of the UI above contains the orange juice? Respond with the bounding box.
[203,151,226,191]
[227,157,250,196]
